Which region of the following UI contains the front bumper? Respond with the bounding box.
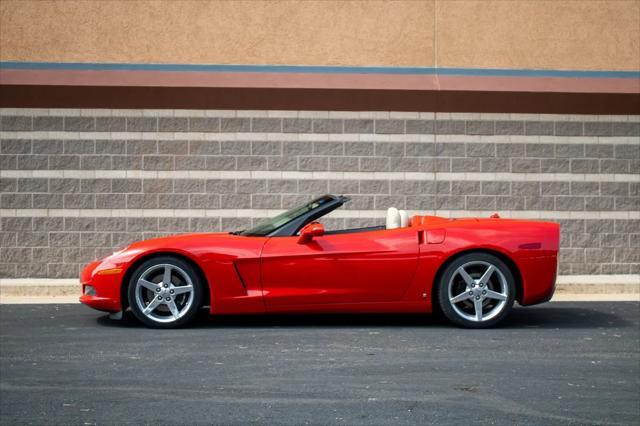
[79,294,121,312]
[79,259,124,313]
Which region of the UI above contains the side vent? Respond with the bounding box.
[418,230,446,244]
[232,262,247,292]
[427,229,446,244]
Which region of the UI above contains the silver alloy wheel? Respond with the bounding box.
[447,260,508,322]
[134,263,195,324]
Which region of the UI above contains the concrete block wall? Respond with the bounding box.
[0,109,638,279]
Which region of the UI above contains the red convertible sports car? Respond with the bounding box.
[80,194,560,328]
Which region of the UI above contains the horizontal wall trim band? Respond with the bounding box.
[2,62,639,78]
[3,109,639,122]
[2,70,638,95]
[556,275,640,285]
[2,86,639,115]
[1,209,638,220]
[2,170,638,182]
[2,131,638,145]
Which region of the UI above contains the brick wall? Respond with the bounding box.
[0,109,638,278]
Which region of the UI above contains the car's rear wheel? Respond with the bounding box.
[127,256,203,328]
[437,253,515,328]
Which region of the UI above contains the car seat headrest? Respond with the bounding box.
[386,207,401,229]
[399,210,409,228]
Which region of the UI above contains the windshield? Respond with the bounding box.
[238,195,335,236]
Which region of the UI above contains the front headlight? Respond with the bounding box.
[95,267,123,276]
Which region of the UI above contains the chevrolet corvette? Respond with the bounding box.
[80,194,560,328]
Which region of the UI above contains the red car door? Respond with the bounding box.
[260,227,419,307]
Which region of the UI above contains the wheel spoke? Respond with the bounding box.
[163,265,172,285]
[456,267,475,286]
[450,291,472,304]
[142,297,162,315]
[172,285,193,295]
[485,289,507,301]
[138,279,160,292]
[473,297,483,321]
[479,265,495,286]
[168,301,180,319]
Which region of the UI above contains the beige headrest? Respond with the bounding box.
[399,210,409,227]
[386,207,401,229]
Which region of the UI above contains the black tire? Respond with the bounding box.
[127,256,204,328]
[436,252,515,328]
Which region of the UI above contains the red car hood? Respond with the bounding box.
[126,232,230,250]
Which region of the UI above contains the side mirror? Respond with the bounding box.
[297,222,325,244]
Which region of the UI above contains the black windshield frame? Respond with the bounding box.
[238,194,349,237]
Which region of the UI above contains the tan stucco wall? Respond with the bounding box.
[1,0,638,70]
[437,0,640,71]
[0,0,434,67]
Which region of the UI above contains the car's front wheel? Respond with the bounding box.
[437,253,515,328]
[127,256,204,328]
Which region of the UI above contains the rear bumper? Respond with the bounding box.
[519,255,558,306]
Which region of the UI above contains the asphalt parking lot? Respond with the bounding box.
[0,303,638,426]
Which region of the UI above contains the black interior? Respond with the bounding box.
[269,195,351,237]
[324,225,385,235]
